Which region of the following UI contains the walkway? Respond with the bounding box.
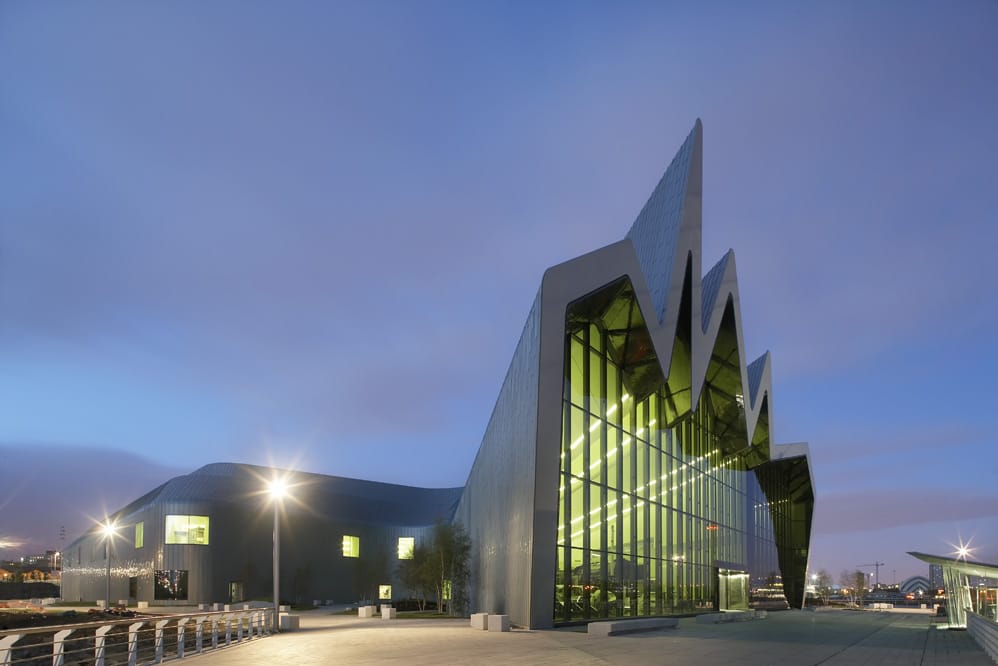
[183,609,993,665]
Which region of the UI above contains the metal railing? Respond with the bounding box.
[0,608,275,666]
[967,609,998,665]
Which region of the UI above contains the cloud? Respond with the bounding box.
[0,443,186,555]
[815,488,998,535]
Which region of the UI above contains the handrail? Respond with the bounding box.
[0,607,276,666]
[966,608,998,664]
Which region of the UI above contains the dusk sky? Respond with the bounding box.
[2,2,996,585]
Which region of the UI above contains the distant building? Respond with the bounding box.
[63,121,815,628]
[900,575,930,596]
[930,563,943,590]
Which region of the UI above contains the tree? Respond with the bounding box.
[852,570,868,606]
[839,569,857,605]
[815,569,833,605]
[398,543,435,611]
[398,521,471,615]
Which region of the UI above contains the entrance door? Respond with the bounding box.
[228,581,244,603]
[718,569,749,611]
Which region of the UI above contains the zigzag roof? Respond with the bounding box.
[615,119,772,452]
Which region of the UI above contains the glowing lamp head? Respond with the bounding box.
[957,545,970,560]
[101,520,117,538]
[268,478,288,500]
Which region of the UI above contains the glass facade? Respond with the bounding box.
[553,278,791,623]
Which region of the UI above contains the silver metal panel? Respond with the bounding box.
[625,121,699,327]
[700,252,731,333]
[454,293,541,626]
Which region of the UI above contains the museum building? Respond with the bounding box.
[62,121,815,629]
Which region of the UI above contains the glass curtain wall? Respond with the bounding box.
[553,280,782,623]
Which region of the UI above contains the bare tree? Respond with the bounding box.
[815,569,832,605]
[839,569,858,605]
[853,570,868,607]
[397,521,472,615]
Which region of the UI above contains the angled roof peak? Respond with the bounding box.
[747,351,771,405]
[700,250,733,332]
[624,120,703,324]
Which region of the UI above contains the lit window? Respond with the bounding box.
[397,537,414,560]
[378,584,392,600]
[165,515,210,545]
[135,522,144,549]
[342,535,359,558]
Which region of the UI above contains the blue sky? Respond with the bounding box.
[1,1,996,582]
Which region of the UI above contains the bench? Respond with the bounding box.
[279,613,300,630]
[588,617,679,637]
[487,614,510,632]
[695,610,766,624]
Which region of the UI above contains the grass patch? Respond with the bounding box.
[397,611,464,619]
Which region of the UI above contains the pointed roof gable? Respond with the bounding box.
[625,119,701,324]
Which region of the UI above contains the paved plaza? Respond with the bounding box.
[182,608,993,666]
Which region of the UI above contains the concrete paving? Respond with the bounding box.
[183,609,994,665]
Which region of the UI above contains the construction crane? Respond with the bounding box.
[857,561,886,588]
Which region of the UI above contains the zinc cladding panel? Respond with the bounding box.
[159,500,213,603]
[624,124,696,324]
[454,293,541,627]
[699,253,730,333]
[746,354,768,406]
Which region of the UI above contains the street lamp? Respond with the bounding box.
[267,478,288,631]
[100,520,118,611]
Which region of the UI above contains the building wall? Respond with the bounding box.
[454,293,541,626]
[63,476,457,606]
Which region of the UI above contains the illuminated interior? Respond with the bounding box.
[553,276,807,622]
[398,536,415,560]
[164,515,209,545]
[342,534,360,558]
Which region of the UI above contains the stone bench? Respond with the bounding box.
[487,614,510,632]
[470,613,489,630]
[382,606,397,619]
[695,610,765,624]
[279,613,300,630]
[588,617,679,637]
[358,605,377,618]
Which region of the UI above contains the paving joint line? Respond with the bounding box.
[811,614,898,666]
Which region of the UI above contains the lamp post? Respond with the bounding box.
[101,520,117,611]
[267,478,288,631]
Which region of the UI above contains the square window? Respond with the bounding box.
[342,535,359,558]
[165,515,209,545]
[397,537,414,559]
